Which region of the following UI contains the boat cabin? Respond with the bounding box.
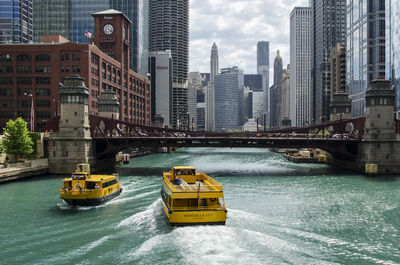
[170,166,197,184]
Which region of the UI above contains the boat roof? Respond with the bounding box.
[172,166,196,170]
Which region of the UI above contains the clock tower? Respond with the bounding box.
[92,9,131,70]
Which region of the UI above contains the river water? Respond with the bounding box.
[1,148,400,265]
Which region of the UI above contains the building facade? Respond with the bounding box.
[215,67,244,132]
[188,72,203,130]
[0,10,150,130]
[257,41,269,125]
[329,43,351,121]
[149,0,189,128]
[386,0,400,118]
[270,50,283,128]
[244,74,263,92]
[346,0,386,117]
[148,50,173,127]
[310,0,346,123]
[0,0,33,44]
[33,0,71,42]
[206,42,218,131]
[290,7,312,127]
[281,64,290,125]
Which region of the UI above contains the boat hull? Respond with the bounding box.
[162,201,227,226]
[62,188,122,206]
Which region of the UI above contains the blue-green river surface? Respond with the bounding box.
[1,148,400,265]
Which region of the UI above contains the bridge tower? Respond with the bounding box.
[358,79,400,174]
[48,75,95,174]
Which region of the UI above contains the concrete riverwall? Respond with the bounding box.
[0,158,49,183]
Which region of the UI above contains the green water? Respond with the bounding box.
[1,148,400,265]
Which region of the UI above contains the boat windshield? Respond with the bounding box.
[72,174,87,180]
[175,169,195,176]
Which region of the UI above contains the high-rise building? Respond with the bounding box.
[215,67,244,132]
[329,43,351,121]
[310,0,346,123]
[196,88,205,131]
[244,74,263,92]
[386,0,400,118]
[346,0,386,118]
[149,0,189,129]
[188,72,203,129]
[281,64,291,126]
[0,0,33,44]
[71,0,110,43]
[148,50,173,127]
[270,50,283,128]
[206,42,218,131]
[257,41,269,124]
[290,7,312,127]
[109,0,149,76]
[33,0,71,42]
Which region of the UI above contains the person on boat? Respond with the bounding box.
[173,177,182,185]
[95,184,99,190]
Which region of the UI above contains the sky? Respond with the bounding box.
[189,0,309,76]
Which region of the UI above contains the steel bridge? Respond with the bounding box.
[44,114,396,161]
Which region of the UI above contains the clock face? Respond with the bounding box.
[103,24,114,35]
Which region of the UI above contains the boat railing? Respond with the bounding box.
[59,188,102,195]
[171,205,225,211]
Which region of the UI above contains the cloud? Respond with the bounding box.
[189,0,309,80]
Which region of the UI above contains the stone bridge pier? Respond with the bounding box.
[330,80,400,174]
[48,75,115,174]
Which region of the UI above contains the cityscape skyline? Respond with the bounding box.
[189,0,308,76]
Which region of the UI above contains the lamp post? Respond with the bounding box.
[24,92,34,132]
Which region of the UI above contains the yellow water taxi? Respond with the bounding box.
[161,166,227,226]
[59,164,122,206]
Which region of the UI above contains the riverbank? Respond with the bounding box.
[0,158,49,183]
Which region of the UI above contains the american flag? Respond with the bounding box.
[84,31,92,38]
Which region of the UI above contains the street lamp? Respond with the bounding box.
[24,93,34,132]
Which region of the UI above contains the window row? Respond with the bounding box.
[0,53,51,62]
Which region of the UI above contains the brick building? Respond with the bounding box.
[0,9,150,131]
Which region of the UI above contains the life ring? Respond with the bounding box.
[210,198,217,202]
[74,182,83,191]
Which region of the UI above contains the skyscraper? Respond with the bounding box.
[33,0,71,42]
[310,0,346,123]
[206,42,218,131]
[215,67,244,132]
[71,0,110,43]
[257,41,269,125]
[270,50,283,128]
[386,0,400,118]
[290,7,312,127]
[0,0,33,44]
[149,0,189,128]
[346,0,386,117]
[109,0,149,76]
[148,50,173,127]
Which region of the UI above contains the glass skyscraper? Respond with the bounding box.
[256,41,270,126]
[70,0,110,43]
[33,0,71,42]
[310,0,346,123]
[386,0,400,117]
[346,0,386,117]
[215,67,244,132]
[0,0,33,43]
[109,0,149,76]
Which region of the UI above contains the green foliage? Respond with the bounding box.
[1,118,33,157]
[28,132,40,157]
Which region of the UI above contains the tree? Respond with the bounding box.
[1,118,33,160]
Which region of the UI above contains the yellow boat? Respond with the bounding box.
[161,166,227,226]
[59,164,122,206]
